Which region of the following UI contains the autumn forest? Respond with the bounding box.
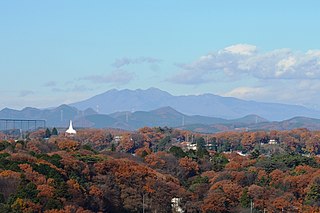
[1,127,320,212]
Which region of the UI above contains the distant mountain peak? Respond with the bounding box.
[70,87,320,121]
[151,106,183,115]
[2,103,320,133]
[146,87,165,92]
[2,107,12,111]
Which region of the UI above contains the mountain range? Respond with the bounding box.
[1,104,320,133]
[70,88,320,121]
[0,105,96,128]
[1,88,320,133]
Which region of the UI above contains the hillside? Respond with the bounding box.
[1,127,320,212]
[248,116,320,131]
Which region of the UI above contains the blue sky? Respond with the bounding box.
[1,1,320,109]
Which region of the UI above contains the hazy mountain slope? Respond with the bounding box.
[70,88,320,120]
[71,88,173,113]
[248,116,320,131]
[108,106,228,129]
[0,105,96,128]
[85,114,118,128]
[109,107,184,129]
[3,104,320,133]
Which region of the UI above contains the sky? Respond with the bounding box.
[1,1,320,110]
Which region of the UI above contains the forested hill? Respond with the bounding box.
[1,127,320,212]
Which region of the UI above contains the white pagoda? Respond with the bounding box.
[66,120,76,135]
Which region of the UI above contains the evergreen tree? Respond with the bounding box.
[195,137,209,158]
[106,133,113,142]
[52,127,58,136]
[240,188,250,208]
[111,143,116,152]
[44,128,51,138]
[211,153,228,171]
[250,149,260,159]
[158,136,171,151]
[305,177,320,206]
[169,146,186,158]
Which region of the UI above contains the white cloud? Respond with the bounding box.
[276,56,296,77]
[221,78,320,107]
[170,44,320,84]
[82,70,134,85]
[112,57,161,68]
[223,44,257,55]
[224,86,267,100]
[306,50,320,58]
[52,85,94,93]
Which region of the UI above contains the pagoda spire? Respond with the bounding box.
[66,120,76,134]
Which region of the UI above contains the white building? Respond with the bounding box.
[171,198,183,213]
[268,139,278,145]
[178,142,197,152]
[66,120,76,135]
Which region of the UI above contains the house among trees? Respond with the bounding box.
[268,139,278,145]
[171,198,183,213]
[178,141,197,151]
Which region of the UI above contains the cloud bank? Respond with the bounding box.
[170,44,320,84]
[166,44,320,107]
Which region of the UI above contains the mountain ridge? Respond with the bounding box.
[2,104,320,133]
[70,88,320,121]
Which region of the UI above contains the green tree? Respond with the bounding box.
[208,137,217,151]
[195,137,206,148]
[0,141,10,151]
[305,176,320,206]
[16,181,39,202]
[51,127,58,136]
[158,136,171,151]
[196,146,209,158]
[211,153,228,172]
[106,133,113,142]
[44,128,51,138]
[250,149,260,159]
[194,137,209,158]
[169,146,186,158]
[0,193,4,204]
[141,150,148,158]
[111,143,116,151]
[240,188,250,208]
[44,198,62,210]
